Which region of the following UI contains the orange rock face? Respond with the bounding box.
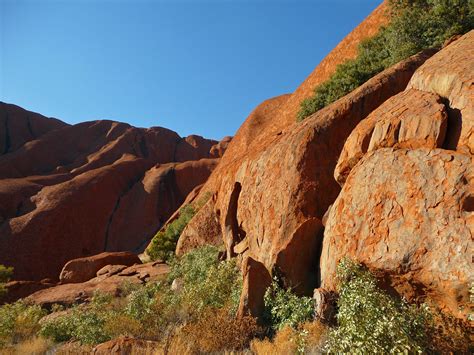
[321,31,474,320]
[179,48,433,287]
[0,103,229,281]
[322,149,472,319]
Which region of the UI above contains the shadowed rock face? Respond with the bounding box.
[0,102,229,281]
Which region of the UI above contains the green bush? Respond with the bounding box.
[148,204,196,262]
[298,0,474,121]
[168,245,242,314]
[0,301,46,346]
[0,265,13,298]
[148,192,212,262]
[263,278,314,331]
[40,293,114,345]
[326,258,431,353]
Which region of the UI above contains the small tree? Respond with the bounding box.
[0,265,13,298]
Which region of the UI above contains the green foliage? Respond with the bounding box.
[169,245,242,314]
[0,301,46,346]
[40,246,241,346]
[298,0,474,121]
[40,293,114,345]
[148,204,196,262]
[263,278,314,331]
[326,258,431,353]
[148,193,212,262]
[0,265,13,298]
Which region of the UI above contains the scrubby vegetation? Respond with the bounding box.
[0,265,13,298]
[263,278,314,331]
[147,193,211,262]
[326,258,431,353]
[0,252,471,353]
[298,0,474,121]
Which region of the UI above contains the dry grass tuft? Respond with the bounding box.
[251,321,328,355]
[164,308,260,354]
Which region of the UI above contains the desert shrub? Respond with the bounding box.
[0,265,13,298]
[13,336,53,354]
[168,245,242,314]
[298,0,474,121]
[169,307,259,353]
[148,204,196,262]
[263,277,314,331]
[0,301,46,347]
[148,193,212,262]
[251,321,328,355]
[326,258,431,353]
[40,293,115,345]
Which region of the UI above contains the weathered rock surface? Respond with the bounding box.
[335,89,448,184]
[177,49,435,304]
[27,261,169,307]
[0,104,229,281]
[322,148,472,319]
[1,280,55,304]
[176,195,222,256]
[407,31,474,154]
[59,251,141,284]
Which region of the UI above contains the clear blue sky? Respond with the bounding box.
[1,0,381,140]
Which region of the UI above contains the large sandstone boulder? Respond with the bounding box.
[407,31,474,154]
[321,31,474,321]
[321,148,472,320]
[59,252,141,284]
[334,89,448,184]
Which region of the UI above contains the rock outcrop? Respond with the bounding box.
[175,17,472,321]
[176,48,435,302]
[322,148,472,319]
[59,252,141,284]
[321,31,474,320]
[0,102,229,281]
[27,261,169,307]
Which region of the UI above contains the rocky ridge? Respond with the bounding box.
[0,103,229,282]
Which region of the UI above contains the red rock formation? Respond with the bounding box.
[0,104,230,282]
[27,261,169,307]
[322,149,473,319]
[0,102,67,156]
[176,1,394,262]
[59,251,141,284]
[321,31,474,320]
[177,50,435,301]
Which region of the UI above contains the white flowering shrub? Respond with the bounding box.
[326,258,431,353]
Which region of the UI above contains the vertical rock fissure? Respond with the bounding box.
[103,171,148,251]
[441,98,462,150]
[225,181,242,258]
[26,115,35,139]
